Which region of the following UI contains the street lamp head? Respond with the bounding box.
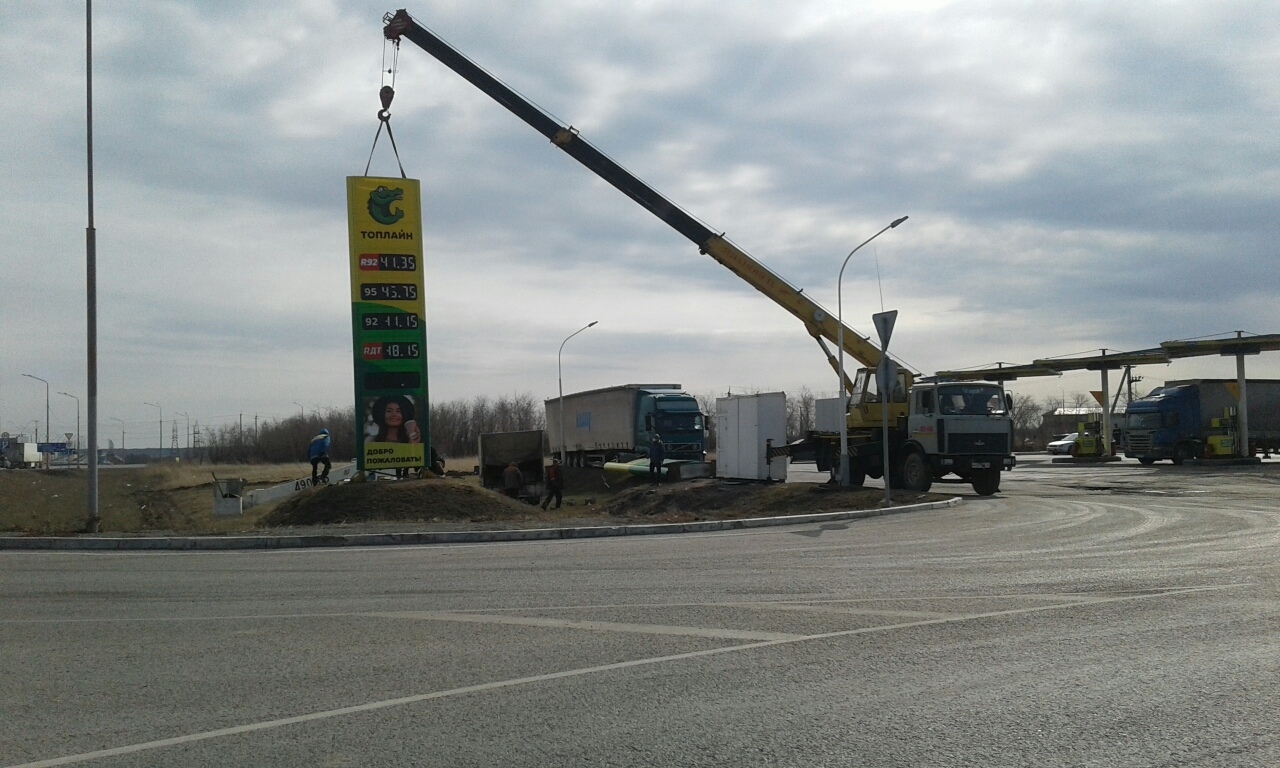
[890,215,909,228]
[587,321,599,328]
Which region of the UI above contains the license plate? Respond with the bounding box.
[972,461,990,469]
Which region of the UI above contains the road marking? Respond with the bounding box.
[4,588,1249,625]
[4,584,1236,768]
[739,604,954,619]
[366,611,806,641]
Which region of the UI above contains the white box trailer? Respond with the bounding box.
[716,392,788,481]
[2,442,40,469]
[814,396,845,433]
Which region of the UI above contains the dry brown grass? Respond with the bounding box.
[0,459,949,535]
[0,463,314,535]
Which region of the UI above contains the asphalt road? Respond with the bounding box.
[4,458,1279,767]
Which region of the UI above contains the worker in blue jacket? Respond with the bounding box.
[308,428,331,485]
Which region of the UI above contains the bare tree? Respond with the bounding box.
[1009,394,1043,450]
[427,393,545,457]
[786,386,815,441]
[1071,392,1096,410]
[694,391,719,452]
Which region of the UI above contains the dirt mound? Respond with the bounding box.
[263,474,946,529]
[263,478,530,526]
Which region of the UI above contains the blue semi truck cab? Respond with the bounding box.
[1124,385,1204,464]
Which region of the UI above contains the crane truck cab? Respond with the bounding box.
[900,380,1015,496]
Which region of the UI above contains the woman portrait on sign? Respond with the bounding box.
[368,394,421,444]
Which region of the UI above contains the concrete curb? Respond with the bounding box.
[0,497,962,551]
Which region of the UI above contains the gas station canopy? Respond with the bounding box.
[1032,349,1171,372]
[931,364,1060,382]
[936,334,1280,382]
[1161,334,1280,359]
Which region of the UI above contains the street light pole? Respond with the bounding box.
[558,321,598,464]
[85,0,101,529]
[293,401,305,419]
[58,392,80,468]
[835,216,908,486]
[143,402,162,461]
[21,374,49,454]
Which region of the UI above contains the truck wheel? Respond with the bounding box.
[848,462,865,488]
[1172,443,1193,466]
[971,468,1000,496]
[901,452,932,493]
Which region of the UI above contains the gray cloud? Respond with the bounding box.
[2,0,1278,442]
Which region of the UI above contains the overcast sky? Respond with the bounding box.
[2,1,1278,448]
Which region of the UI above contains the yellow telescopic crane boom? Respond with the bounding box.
[382,9,911,393]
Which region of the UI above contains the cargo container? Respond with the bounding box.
[717,393,788,481]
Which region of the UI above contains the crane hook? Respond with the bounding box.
[378,85,395,121]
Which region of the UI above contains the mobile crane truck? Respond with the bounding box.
[382,9,1015,495]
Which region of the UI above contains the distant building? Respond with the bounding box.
[1039,406,1104,443]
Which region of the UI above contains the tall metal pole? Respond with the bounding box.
[178,411,190,459]
[1236,331,1250,459]
[21,374,49,460]
[293,401,305,419]
[882,365,892,505]
[144,402,162,460]
[557,321,598,464]
[86,0,100,529]
[58,392,80,468]
[836,216,907,486]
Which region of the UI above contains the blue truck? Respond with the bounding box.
[545,384,705,466]
[1124,379,1280,464]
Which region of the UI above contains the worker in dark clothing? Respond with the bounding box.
[649,435,665,483]
[541,457,564,510]
[503,461,523,498]
[308,428,331,485]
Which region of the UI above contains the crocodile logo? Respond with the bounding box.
[367,186,405,225]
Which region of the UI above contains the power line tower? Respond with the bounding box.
[192,421,201,464]
[171,422,179,456]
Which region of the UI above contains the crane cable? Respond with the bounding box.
[364,36,407,178]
